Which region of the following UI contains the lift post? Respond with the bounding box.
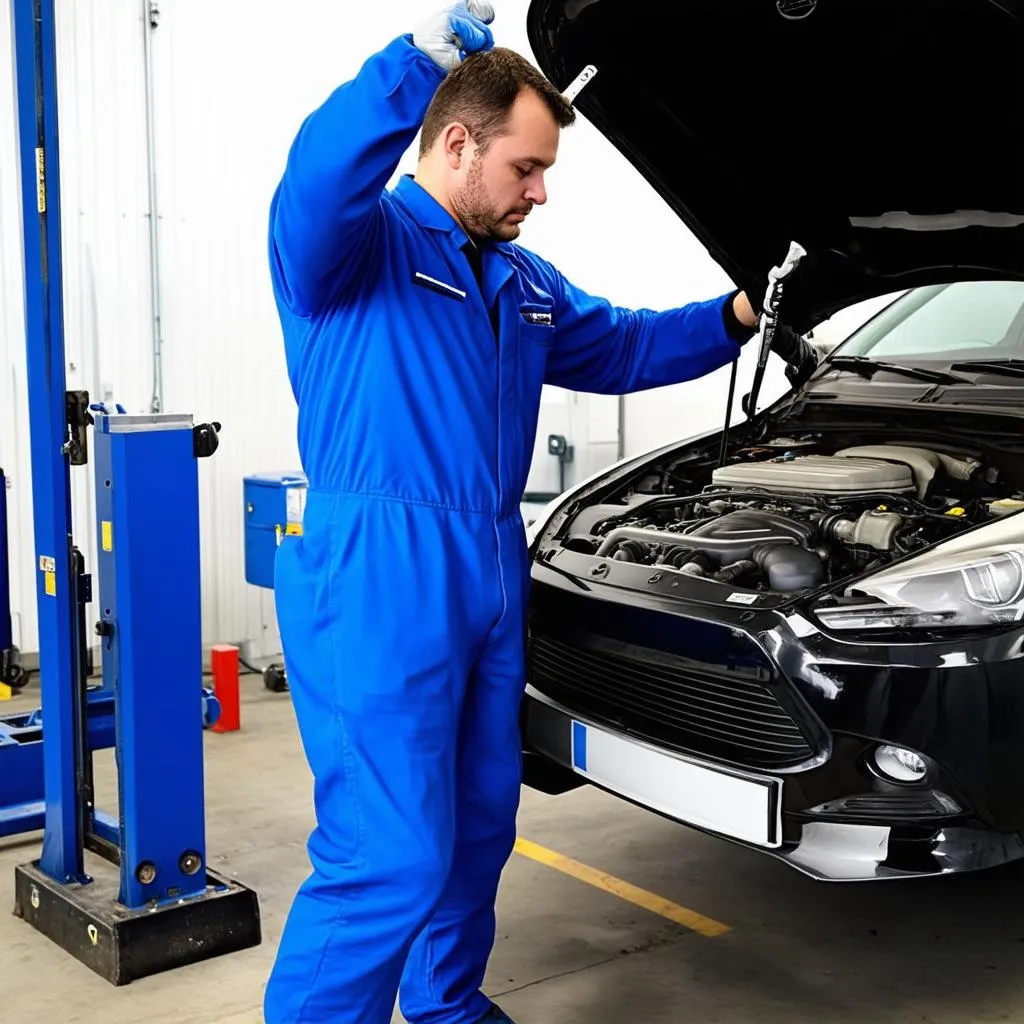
[11,0,83,885]
[8,0,261,983]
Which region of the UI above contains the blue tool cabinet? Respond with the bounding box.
[242,472,307,589]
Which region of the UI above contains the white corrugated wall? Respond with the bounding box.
[0,0,39,659]
[4,1,881,658]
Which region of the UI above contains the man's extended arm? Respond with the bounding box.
[531,257,753,394]
[533,257,818,393]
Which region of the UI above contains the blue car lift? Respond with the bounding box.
[4,0,261,984]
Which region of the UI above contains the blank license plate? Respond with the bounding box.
[571,719,782,848]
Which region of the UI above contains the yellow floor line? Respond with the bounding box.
[513,837,731,938]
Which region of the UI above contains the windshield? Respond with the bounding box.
[834,281,1024,362]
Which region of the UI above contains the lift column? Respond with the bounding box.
[10,0,85,886]
[92,412,212,908]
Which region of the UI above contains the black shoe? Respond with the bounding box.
[477,1004,516,1023]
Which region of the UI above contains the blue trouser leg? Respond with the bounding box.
[264,495,505,1024]
[399,519,528,1024]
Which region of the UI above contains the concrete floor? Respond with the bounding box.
[5,680,1024,1024]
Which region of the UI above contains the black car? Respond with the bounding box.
[519,0,1024,880]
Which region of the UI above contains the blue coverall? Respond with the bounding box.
[265,32,747,1024]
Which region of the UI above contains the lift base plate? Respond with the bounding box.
[13,860,261,985]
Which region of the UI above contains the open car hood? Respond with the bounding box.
[526,0,1024,333]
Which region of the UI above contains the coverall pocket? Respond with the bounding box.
[518,304,555,347]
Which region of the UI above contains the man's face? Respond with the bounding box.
[451,88,560,242]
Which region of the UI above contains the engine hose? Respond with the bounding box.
[666,547,715,574]
[659,544,693,566]
[610,539,648,562]
[715,560,758,584]
[596,525,801,558]
[598,529,824,592]
[751,544,826,591]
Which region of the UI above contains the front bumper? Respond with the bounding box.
[521,558,1024,880]
[522,687,1024,881]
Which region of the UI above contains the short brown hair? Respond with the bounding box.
[419,47,576,157]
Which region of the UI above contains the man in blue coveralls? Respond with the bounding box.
[265,3,812,1022]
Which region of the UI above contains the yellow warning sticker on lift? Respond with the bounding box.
[102,521,113,551]
[39,555,56,597]
[36,148,46,213]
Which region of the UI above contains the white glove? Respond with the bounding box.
[413,2,496,72]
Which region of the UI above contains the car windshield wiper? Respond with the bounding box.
[825,356,970,385]
[949,359,1024,380]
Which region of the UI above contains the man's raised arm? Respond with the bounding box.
[269,4,494,315]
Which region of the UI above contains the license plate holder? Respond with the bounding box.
[571,719,782,848]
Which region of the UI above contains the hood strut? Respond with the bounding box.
[717,359,740,468]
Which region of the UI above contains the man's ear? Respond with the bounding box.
[443,122,469,169]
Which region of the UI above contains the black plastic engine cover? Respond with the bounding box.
[684,509,816,563]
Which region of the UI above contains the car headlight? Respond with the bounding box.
[816,544,1024,632]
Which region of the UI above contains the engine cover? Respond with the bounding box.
[685,509,816,562]
[711,454,915,495]
[683,510,825,590]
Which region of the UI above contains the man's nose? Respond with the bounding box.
[525,174,547,206]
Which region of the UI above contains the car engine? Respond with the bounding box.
[544,442,1024,596]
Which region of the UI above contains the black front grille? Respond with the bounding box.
[528,634,817,771]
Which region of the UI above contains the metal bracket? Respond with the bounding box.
[64,391,93,466]
[0,647,21,689]
[193,421,221,459]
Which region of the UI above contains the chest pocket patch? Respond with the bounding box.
[517,262,556,347]
[518,301,555,347]
[521,309,553,326]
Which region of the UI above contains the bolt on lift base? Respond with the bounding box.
[13,859,262,986]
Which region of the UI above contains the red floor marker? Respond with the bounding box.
[211,644,240,733]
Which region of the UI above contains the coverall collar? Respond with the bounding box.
[394,176,516,256]
[395,175,472,248]
[394,175,514,310]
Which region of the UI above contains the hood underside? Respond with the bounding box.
[526,0,1024,332]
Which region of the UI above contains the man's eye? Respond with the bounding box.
[515,165,530,178]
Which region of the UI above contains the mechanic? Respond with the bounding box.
[264,4,815,1023]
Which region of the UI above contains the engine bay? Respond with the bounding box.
[535,432,1024,599]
